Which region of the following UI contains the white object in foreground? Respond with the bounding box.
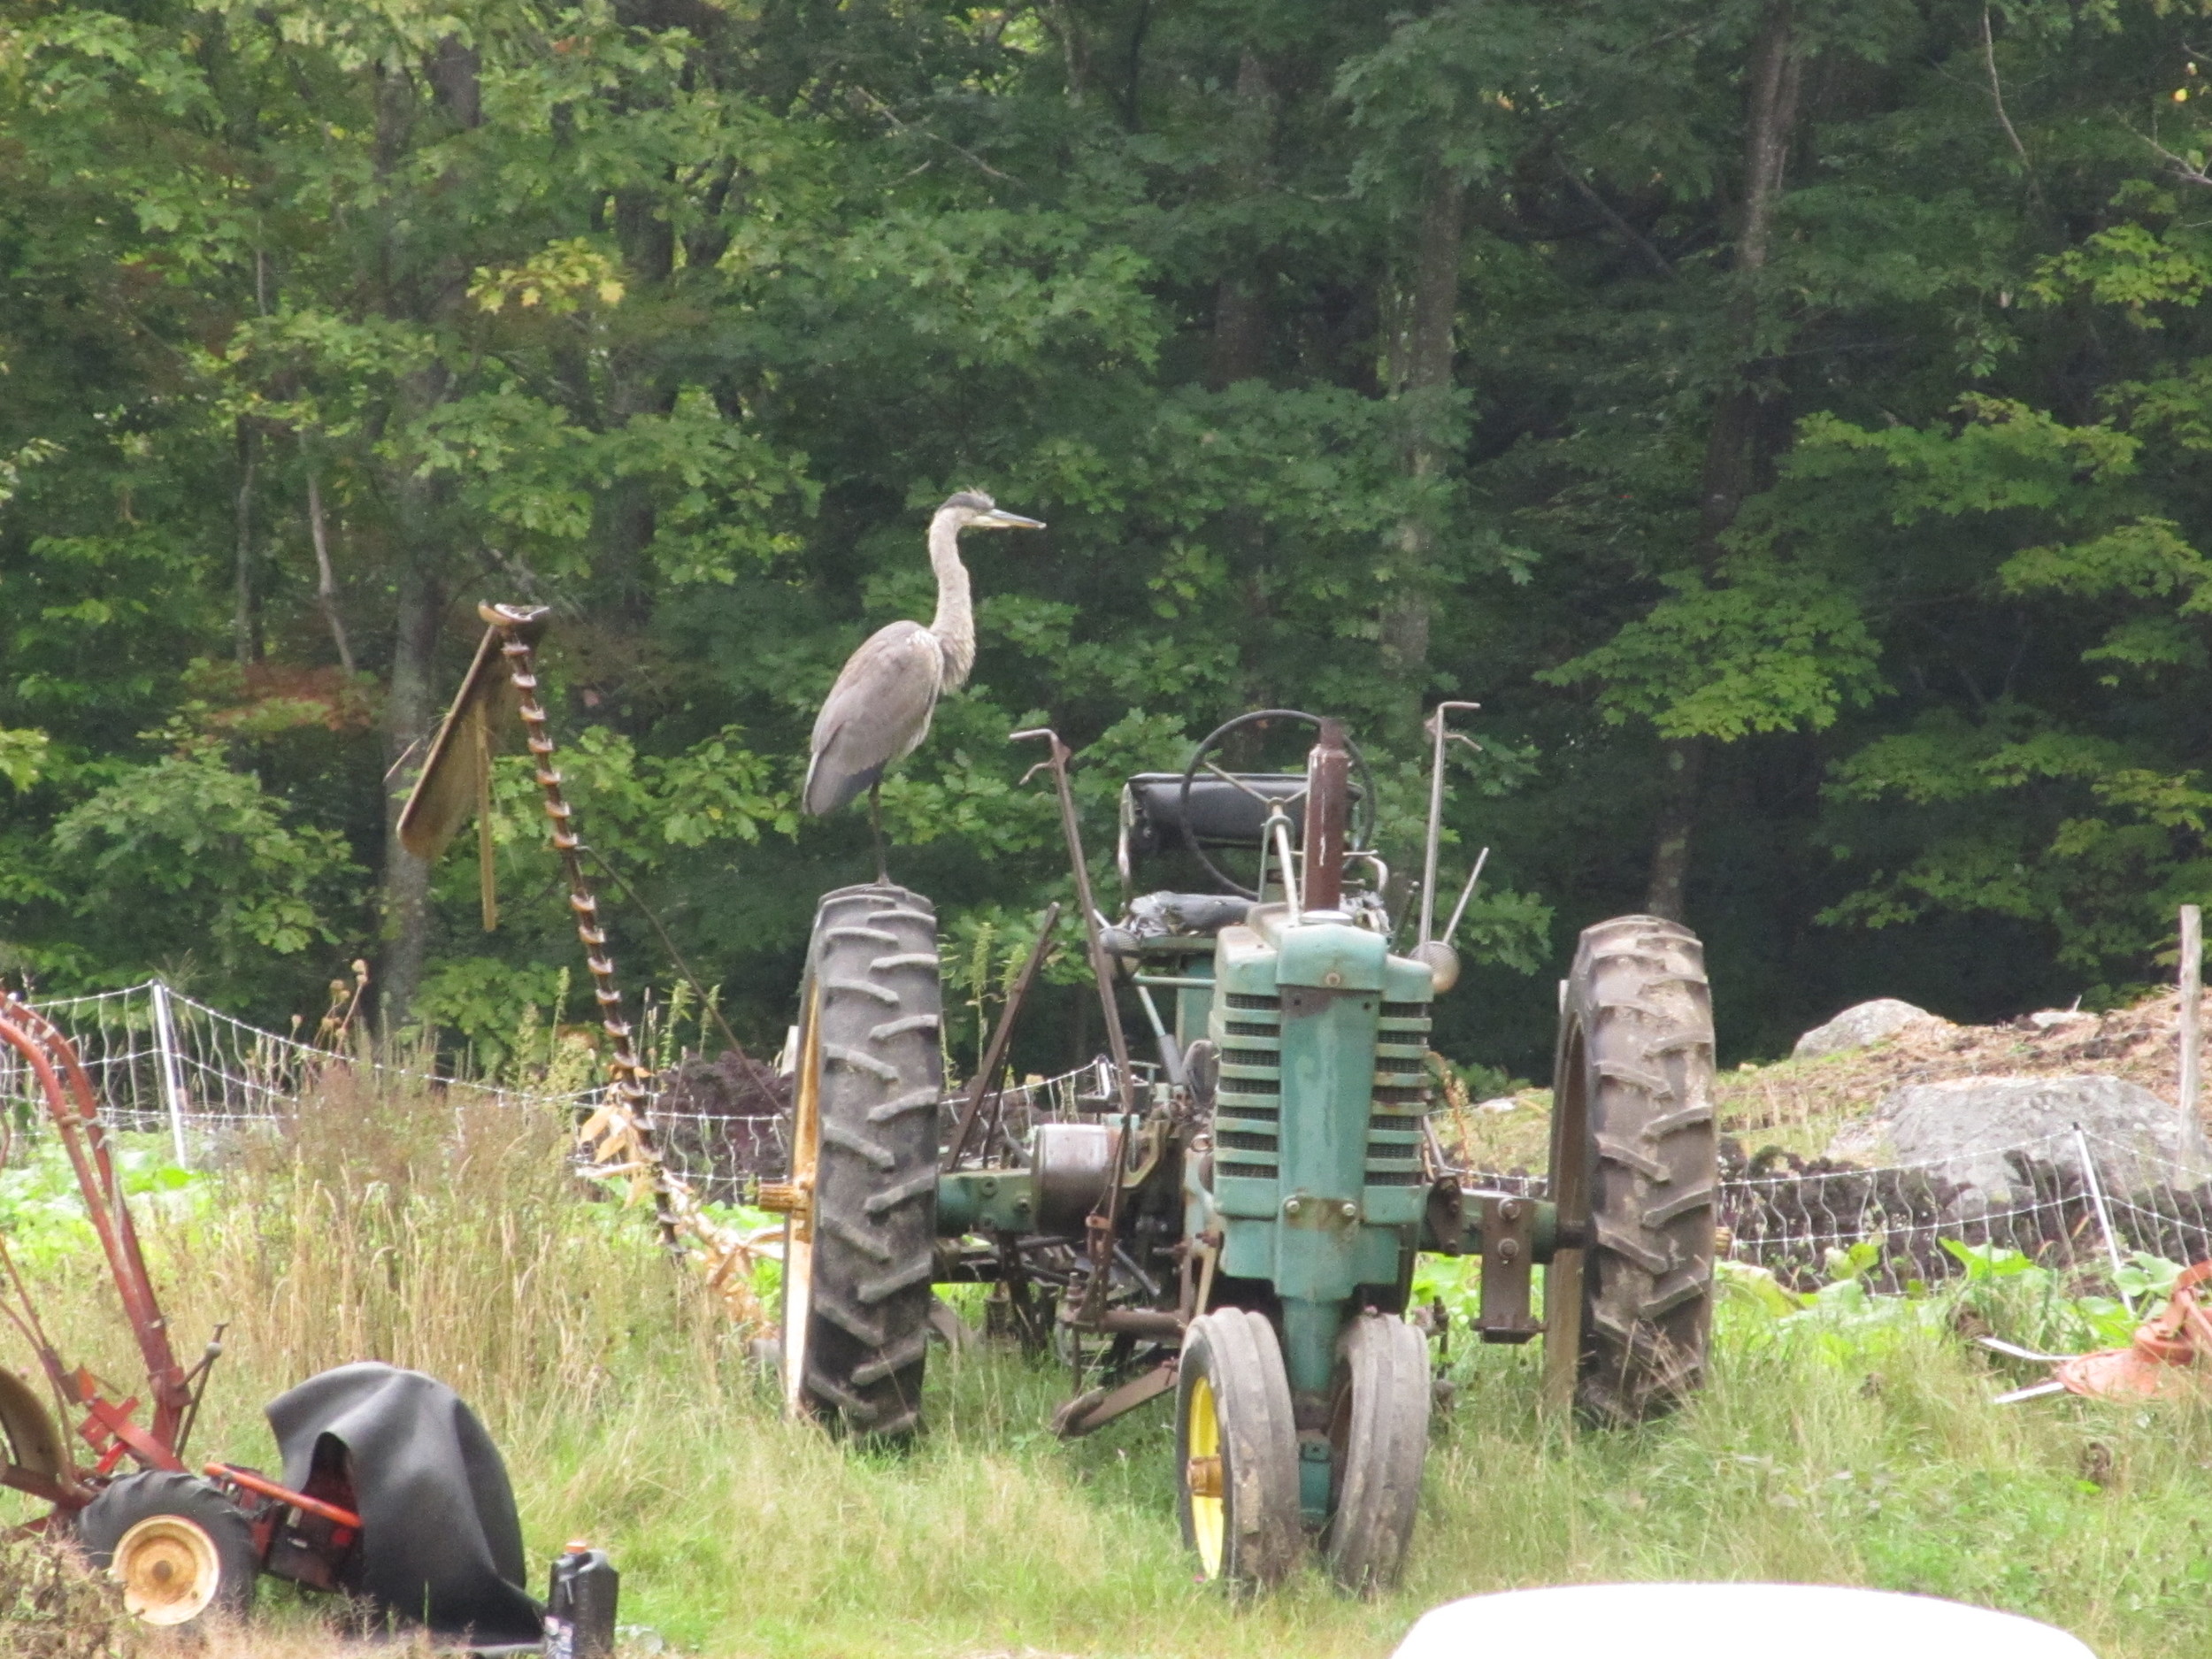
[1392,1582,2093,1659]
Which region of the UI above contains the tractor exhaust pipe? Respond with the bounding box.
[1302,718,1350,913]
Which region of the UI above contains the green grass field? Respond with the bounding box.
[8,1080,2212,1658]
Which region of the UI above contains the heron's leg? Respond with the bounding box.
[869,780,889,886]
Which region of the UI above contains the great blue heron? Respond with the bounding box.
[804,491,1045,879]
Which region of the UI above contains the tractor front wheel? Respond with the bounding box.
[79,1470,258,1630]
[1176,1310,1302,1590]
[1323,1311,1431,1594]
[1545,915,1718,1425]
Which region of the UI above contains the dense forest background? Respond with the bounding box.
[3,0,2209,1080]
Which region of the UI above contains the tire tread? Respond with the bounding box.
[795,884,942,1440]
[1557,914,1717,1424]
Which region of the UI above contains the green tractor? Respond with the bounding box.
[767,708,1718,1593]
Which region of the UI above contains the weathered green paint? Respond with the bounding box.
[1296,1432,1334,1522]
[934,1168,1035,1235]
[1202,908,1438,1401]
[1174,957,1215,1054]
[1419,1191,1564,1260]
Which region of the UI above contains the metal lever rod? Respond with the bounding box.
[943,902,1062,1171]
[1270,810,1302,920]
[1133,983,1187,1089]
[1012,729,1136,1117]
[1418,702,1482,946]
[1440,846,1491,952]
[1014,726,1144,1328]
[0,997,192,1455]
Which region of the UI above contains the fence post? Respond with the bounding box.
[2183,904,2203,1124]
[149,979,191,1171]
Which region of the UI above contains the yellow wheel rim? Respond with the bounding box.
[1186,1372,1225,1578]
[111,1514,223,1626]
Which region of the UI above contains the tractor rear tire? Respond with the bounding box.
[79,1470,257,1630]
[1323,1312,1431,1595]
[785,883,944,1440]
[1176,1310,1302,1590]
[1547,915,1717,1425]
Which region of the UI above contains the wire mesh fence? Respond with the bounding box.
[12,981,2212,1283]
[3,980,578,1142]
[1459,1126,2212,1289]
[1,981,1148,1207]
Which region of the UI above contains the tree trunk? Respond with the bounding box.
[426,36,482,129]
[305,471,356,677]
[233,419,258,666]
[1044,0,1089,104]
[1644,0,1800,921]
[1696,0,1801,547]
[1381,166,1467,717]
[603,186,680,622]
[1207,51,1275,390]
[378,554,443,1026]
[1644,740,1702,922]
[372,37,481,1025]
[305,470,356,676]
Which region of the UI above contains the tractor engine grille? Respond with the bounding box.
[1213,990,1280,1181]
[1209,984,1436,1194]
[1369,993,1433,1190]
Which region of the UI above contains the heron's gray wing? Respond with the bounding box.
[804,621,945,816]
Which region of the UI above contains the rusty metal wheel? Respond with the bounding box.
[1175,1309,1301,1590]
[1323,1312,1431,1594]
[1544,915,1717,1425]
[80,1470,257,1629]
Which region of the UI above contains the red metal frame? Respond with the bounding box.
[204,1462,360,1531]
[0,994,336,1570]
[0,996,190,1489]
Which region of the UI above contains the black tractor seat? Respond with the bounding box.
[1120,772,1315,863]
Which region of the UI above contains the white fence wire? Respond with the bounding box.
[0,981,1148,1207]
[4,980,547,1138]
[12,981,2212,1283]
[1462,1125,2212,1288]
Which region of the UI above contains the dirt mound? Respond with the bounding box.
[1440,987,2208,1176]
[1724,990,2202,1140]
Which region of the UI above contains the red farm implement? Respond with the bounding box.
[0,994,615,1653]
[0,992,365,1623]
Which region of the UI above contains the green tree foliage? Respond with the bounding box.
[2,0,2209,1070]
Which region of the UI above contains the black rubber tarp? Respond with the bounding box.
[266,1361,542,1643]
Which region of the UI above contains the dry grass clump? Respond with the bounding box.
[145,1064,750,1522]
[0,1530,138,1659]
[170,1064,723,1426]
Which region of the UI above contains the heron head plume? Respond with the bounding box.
[936,490,1045,532]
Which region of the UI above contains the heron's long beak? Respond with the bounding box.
[973,509,1046,530]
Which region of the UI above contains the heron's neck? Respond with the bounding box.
[926,510,975,690]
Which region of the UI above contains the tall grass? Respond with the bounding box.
[9,1078,2212,1657]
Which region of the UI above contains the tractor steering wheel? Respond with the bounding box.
[1178,710,1377,901]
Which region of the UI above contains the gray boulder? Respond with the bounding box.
[1792,998,1943,1061]
[1827,1074,2209,1217]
